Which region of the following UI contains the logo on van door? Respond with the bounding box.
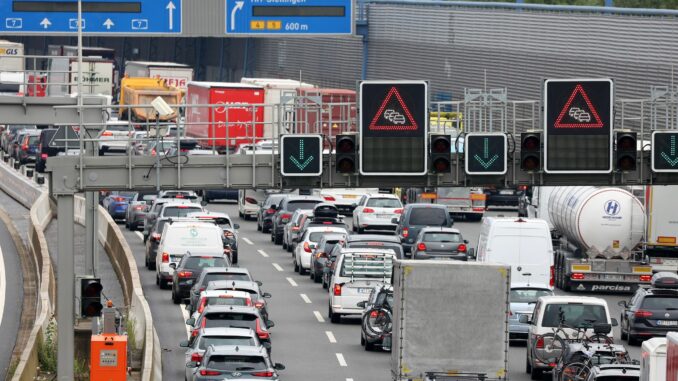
[603,200,620,216]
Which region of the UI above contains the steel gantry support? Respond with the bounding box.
[56,194,75,381]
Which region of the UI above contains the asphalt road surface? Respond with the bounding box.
[122,201,642,381]
[0,218,23,378]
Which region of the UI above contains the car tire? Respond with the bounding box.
[299,265,307,276]
[293,259,299,273]
[620,320,628,341]
[313,271,321,283]
[628,334,640,346]
[322,277,328,289]
[257,220,262,231]
[159,277,168,290]
[231,251,238,265]
[525,356,531,374]
[155,273,160,285]
[364,340,375,351]
[360,334,365,346]
[273,233,282,245]
[172,290,181,304]
[287,243,293,253]
[329,305,341,324]
[282,240,288,250]
[530,368,543,380]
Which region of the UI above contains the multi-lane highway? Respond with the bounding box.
[119,202,641,381]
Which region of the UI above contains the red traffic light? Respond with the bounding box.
[432,158,450,172]
[431,137,451,153]
[522,136,540,151]
[336,137,355,153]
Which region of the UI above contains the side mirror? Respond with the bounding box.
[185,318,195,326]
[263,342,272,350]
[518,315,530,324]
[179,340,189,347]
[391,217,399,224]
[610,318,619,327]
[187,361,199,368]
[233,223,240,230]
[266,320,275,328]
[201,200,208,207]
[169,263,177,270]
[274,363,285,371]
[262,292,272,298]
[256,281,263,286]
[357,301,367,308]
[464,240,469,244]
[617,300,627,308]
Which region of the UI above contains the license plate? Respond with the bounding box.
[500,190,514,195]
[343,195,358,199]
[378,214,391,218]
[657,320,678,326]
[357,288,372,294]
[604,274,624,281]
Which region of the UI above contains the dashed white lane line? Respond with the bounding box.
[313,310,325,323]
[347,379,354,381]
[242,237,254,245]
[325,331,337,343]
[257,249,269,258]
[134,231,143,240]
[272,263,284,272]
[336,353,347,367]
[286,277,298,287]
[300,294,312,304]
[179,304,191,339]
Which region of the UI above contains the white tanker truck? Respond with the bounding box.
[525,186,652,293]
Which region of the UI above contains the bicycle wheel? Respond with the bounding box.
[560,362,591,381]
[586,333,614,345]
[533,333,566,364]
[362,308,392,338]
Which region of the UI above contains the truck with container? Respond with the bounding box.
[47,45,118,93]
[0,40,24,94]
[118,76,182,122]
[125,61,193,93]
[185,81,265,151]
[47,57,115,97]
[391,259,509,381]
[405,187,486,221]
[644,186,678,273]
[526,186,651,293]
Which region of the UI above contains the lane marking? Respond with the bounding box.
[0,242,6,328]
[347,379,355,381]
[300,293,311,304]
[336,353,347,367]
[313,310,325,323]
[134,231,143,240]
[286,277,298,287]
[325,331,337,343]
[179,304,191,339]
[272,263,284,272]
[242,237,254,245]
[257,249,269,258]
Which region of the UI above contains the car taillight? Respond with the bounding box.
[281,213,292,222]
[635,310,653,318]
[21,142,28,151]
[333,284,342,296]
[639,275,652,282]
[114,197,125,202]
[571,273,585,280]
[417,243,426,251]
[370,310,379,318]
[254,301,264,308]
[363,208,375,213]
[304,242,312,253]
[198,299,206,313]
[190,353,202,362]
[292,226,300,232]
[40,153,48,159]
[134,205,144,210]
[161,252,169,263]
[151,149,156,156]
[256,319,269,339]
[252,371,274,377]
[178,271,193,278]
[266,208,275,214]
[101,131,113,137]
[550,266,555,287]
[151,233,161,241]
[394,209,403,214]
[402,228,409,238]
[323,196,336,201]
[199,370,221,376]
[535,336,544,349]
[457,244,467,253]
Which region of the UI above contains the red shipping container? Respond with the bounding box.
[669,332,678,381]
[295,88,357,145]
[185,82,265,149]
[27,74,47,97]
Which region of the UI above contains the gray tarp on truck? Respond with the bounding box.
[391,260,510,381]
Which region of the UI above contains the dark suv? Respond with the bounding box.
[171,252,230,304]
[257,194,286,233]
[619,272,678,345]
[393,203,453,255]
[270,196,324,245]
[36,127,70,173]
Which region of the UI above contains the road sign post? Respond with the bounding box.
[225,0,353,36]
[465,133,508,175]
[359,80,428,176]
[280,134,323,177]
[543,78,614,174]
[652,131,678,173]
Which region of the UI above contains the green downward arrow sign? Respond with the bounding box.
[290,140,314,170]
[661,135,678,167]
[474,137,500,169]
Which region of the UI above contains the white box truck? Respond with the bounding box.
[0,40,24,73]
[391,260,509,381]
[644,186,678,273]
[124,61,193,91]
[641,337,666,381]
[48,57,114,97]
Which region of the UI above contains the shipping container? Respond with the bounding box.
[47,58,115,97]
[185,81,265,149]
[125,61,193,91]
[295,88,357,145]
[0,40,24,73]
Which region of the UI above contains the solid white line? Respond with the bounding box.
[325,331,337,343]
[180,304,191,339]
[257,249,269,258]
[336,353,347,367]
[242,237,254,245]
[0,242,6,328]
[313,310,325,323]
[286,277,298,287]
[300,293,312,304]
[272,263,284,272]
[134,231,143,240]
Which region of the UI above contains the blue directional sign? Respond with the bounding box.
[0,0,182,34]
[225,0,353,36]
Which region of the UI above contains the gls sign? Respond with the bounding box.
[0,48,19,55]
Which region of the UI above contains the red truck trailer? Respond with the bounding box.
[295,88,357,145]
[669,331,678,381]
[185,82,265,150]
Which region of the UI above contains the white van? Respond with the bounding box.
[641,337,666,381]
[238,189,269,220]
[475,217,554,289]
[155,221,225,289]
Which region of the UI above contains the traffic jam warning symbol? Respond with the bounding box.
[554,84,604,129]
[368,87,418,131]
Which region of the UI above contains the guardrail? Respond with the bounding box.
[0,159,160,381]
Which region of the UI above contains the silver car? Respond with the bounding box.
[125,191,157,230]
[187,344,284,380]
[411,227,468,261]
[508,284,553,342]
[282,209,312,253]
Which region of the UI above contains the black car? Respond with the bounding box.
[484,187,523,208]
[393,203,454,255]
[36,127,69,173]
[170,252,230,304]
[270,196,324,245]
[619,272,678,345]
[309,233,346,284]
[257,194,286,233]
[187,267,257,315]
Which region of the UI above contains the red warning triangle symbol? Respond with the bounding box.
[369,86,418,131]
[554,84,604,129]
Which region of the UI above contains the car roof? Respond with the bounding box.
[207,280,259,290]
[187,211,231,219]
[205,344,266,357]
[305,226,348,234]
[283,195,324,202]
[201,290,252,299]
[318,233,347,241]
[200,327,256,337]
[365,193,399,199]
[162,202,201,208]
[165,221,219,229]
[347,234,400,243]
[201,305,260,314]
[537,295,607,305]
[182,252,225,259]
[419,227,461,234]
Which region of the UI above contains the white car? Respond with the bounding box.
[191,289,254,318]
[294,226,348,275]
[328,248,395,324]
[283,209,312,253]
[155,221,225,289]
[98,120,133,155]
[524,295,618,379]
[352,193,403,233]
[315,188,379,215]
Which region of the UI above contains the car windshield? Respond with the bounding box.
[28,135,39,144]
[184,257,228,270]
[409,208,447,226]
[287,200,322,212]
[105,124,130,131]
[541,304,607,328]
[423,232,461,243]
[206,296,249,308]
[204,313,257,329]
[510,288,553,303]
[309,231,344,242]
[322,242,340,254]
[203,273,252,285]
[199,336,256,350]
[366,198,401,208]
[206,355,268,372]
[162,206,202,217]
[640,296,678,309]
[265,195,285,207]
